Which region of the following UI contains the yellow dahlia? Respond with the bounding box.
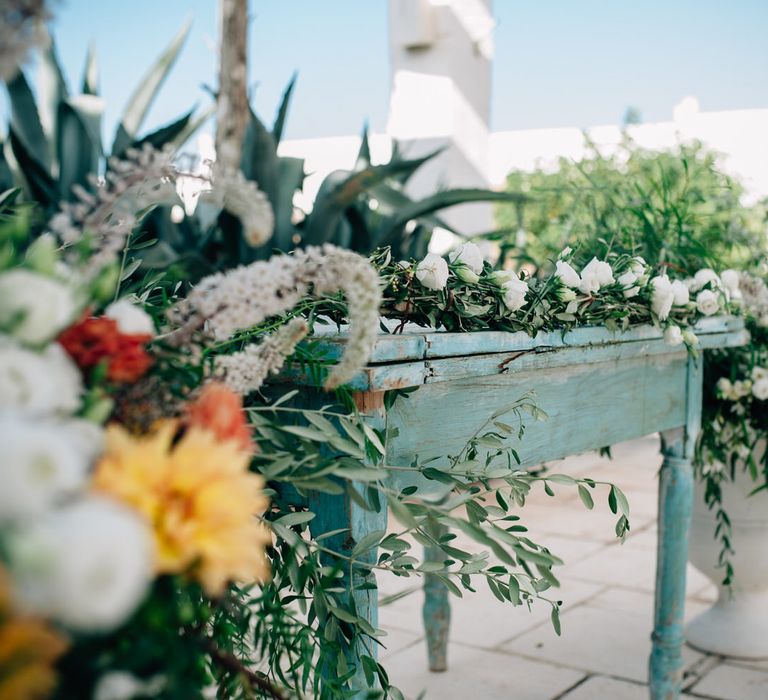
[92,421,271,594]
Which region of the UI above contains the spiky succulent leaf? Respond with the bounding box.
[112,19,191,155]
[272,72,297,144]
[6,72,50,170]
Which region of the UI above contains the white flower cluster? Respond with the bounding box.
[555,255,619,296]
[0,0,52,80]
[201,165,275,247]
[171,244,382,391]
[0,277,154,631]
[216,318,309,395]
[740,272,768,328]
[718,367,768,403]
[49,144,178,276]
[411,245,739,348]
[418,242,531,313]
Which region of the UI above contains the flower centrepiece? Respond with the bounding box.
[92,403,270,595]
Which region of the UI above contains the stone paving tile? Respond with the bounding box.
[501,588,706,684]
[380,625,423,660]
[386,641,585,700]
[558,675,649,699]
[690,662,768,700]
[380,578,604,649]
[563,539,711,596]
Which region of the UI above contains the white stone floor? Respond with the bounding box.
[377,436,768,699]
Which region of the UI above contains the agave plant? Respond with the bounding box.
[137,74,525,284]
[0,21,209,213]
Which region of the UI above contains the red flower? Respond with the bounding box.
[185,382,254,454]
[59,316,153,384]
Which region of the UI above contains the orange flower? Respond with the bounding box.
[92,422,270,595]
[58,315,152,384]
[185,382,254,453]
[0,566,68,700]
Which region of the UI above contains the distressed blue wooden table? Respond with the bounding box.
[292,316,746,699]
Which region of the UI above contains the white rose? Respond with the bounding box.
[556,286,577,302]
[663,325,684,346]
[579,258,614,295]
[671,280,689,306]
[105,299,155,336]
[555,260,581,289]
[0,341,82,416]
[753,378,768,401]
[752,366,768,383]
[0,269,78,345]
[448,242,484,275]
[0,415,95,520]
[501,276,529,312]
[8,496,153,631]
[696,289,720,316]
[691,268,721,292]
[650,275,675,321]
[415,254,449,291]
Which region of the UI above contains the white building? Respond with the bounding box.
[277,0,768,246]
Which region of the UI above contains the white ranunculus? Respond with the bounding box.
[753,378,768,401]
[415,254,450,291]
[0,269,77,345]
[448,242,484,275]
[663,325,684,346]
[696,289,720,316]
[0,416,94,520]
[555,260,581,289]
[650,275,675,321]
[105,299,155,336]
[0,341,82,416]
[670,280,689,306]
[501,276,529,312]
[579,258,613,295]
[8,496,153,631]
[691,268,721,292]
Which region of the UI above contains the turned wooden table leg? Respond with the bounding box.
[423,522,451,672]
[307,391,388,697]
[650,358,702,699]
[650,445,693,699]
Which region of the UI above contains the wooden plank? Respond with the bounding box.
[306,316,744,365]
[384,353,688,494]
[284,327,746,393]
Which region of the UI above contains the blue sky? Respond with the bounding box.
[6,1,768,142]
